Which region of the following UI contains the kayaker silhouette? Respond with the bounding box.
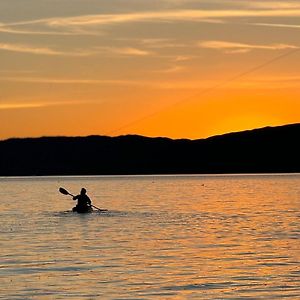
[72,188,92,213]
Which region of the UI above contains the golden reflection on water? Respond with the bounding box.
[0,175,300,299]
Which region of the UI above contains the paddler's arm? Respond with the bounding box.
[87,196,92,206]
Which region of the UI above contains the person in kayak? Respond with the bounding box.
[72,188,92,212]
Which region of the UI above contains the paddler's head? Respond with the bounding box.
[81,188,87,195]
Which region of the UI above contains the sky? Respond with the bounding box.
[1,0,300,140]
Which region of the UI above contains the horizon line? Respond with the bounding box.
[1,122,299,143]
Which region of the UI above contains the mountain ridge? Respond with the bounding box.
[1,123,300,176]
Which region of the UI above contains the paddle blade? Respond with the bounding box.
[59,187,70,195]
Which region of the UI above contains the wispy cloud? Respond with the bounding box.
[0,20,105,36]
[1,74,300,91]
[0,43,97,56]
[0,23,91,36]
[0,103,46,110]
[0,100,88,110]
[0,77,118,84]
[0,43,152,57]
[40,9,300,27]
[3,8,300,36]
[154,65,186,73]
[0,75,211,89]
[139,38,186,49]
[0,43,65,56]
[242,1,300,9]
[252,22,300,30]
[173,55,193,62]
[0,76,152,86]
[198,40,299,53]
[108,47,152,56]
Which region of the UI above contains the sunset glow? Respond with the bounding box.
[1,0,300,139]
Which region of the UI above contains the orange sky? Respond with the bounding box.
[1,0,300,140]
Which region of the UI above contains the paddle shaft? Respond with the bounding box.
[91,205,108,212]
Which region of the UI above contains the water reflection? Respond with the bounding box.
[1,175,299,299]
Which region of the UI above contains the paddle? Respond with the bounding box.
[59,187,108,212]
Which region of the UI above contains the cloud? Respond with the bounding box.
[0,100,88,110]
[154,65,186,73]
[109,47,152,56]
[0,43,152,57]
[242,1,300,9]
[0,103,46,110]
[252,22,300,30]
[0,77,164,87]
[0,43,65,56]
[0,43,97,56]
[198,40,299,53]
[2,75,300,93]
[0,20,105,36]
[0,77,134,85]
[0,75,211,89]
[3,8,300,36]
[0,24,89,36]
[38,9,300,26]
[139,38,186,49]
[173,55,193,61]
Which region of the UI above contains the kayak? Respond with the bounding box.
[72,206,93,214]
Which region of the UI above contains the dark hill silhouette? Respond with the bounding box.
[0,123,300,176]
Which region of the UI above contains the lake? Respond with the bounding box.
[1,174,300,299]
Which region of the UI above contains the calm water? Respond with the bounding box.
[1,174,300,299]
